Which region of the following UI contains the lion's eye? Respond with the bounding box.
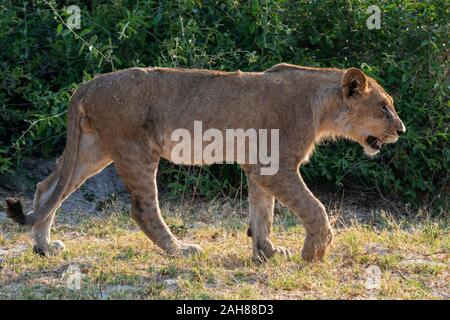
[379,103,389,113]
[379,103,393,119]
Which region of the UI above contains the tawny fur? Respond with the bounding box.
[4,63,405,261]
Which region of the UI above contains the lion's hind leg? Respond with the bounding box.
[32,132,111,256]
[114,150,203,257]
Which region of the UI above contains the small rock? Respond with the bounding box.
[0,245,28,265]
[400,258,447,268]
[163,279,179,292]
[0,245,28,257]
[205,281,218,289]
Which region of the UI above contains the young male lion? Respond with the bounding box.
[5,64,405,262]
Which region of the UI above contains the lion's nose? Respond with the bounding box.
[396,121,406,135]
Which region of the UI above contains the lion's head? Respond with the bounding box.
[340,68,406,156]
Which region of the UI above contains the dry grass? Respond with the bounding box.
[0,198,448,300]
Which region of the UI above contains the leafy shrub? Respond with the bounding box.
[0,0,448,212]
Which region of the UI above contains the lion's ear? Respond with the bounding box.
[342,68,367,98]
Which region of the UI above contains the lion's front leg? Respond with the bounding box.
[248,168,333,262]
[247,177,291,261]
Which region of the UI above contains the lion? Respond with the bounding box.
[4,64,405,262]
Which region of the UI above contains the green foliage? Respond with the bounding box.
[0,0,448,212]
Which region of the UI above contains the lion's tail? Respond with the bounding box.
[5,89,86,227]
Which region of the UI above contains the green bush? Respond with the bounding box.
[0,0,448,212]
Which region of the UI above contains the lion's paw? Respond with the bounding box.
[33,240,65,257]
[254,245,291,262]
[301,229,333,262]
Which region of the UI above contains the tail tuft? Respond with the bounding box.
[4,197,26,225]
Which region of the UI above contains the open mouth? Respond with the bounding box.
[366,136,383,150]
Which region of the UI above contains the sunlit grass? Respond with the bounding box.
[0,200,448,300]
